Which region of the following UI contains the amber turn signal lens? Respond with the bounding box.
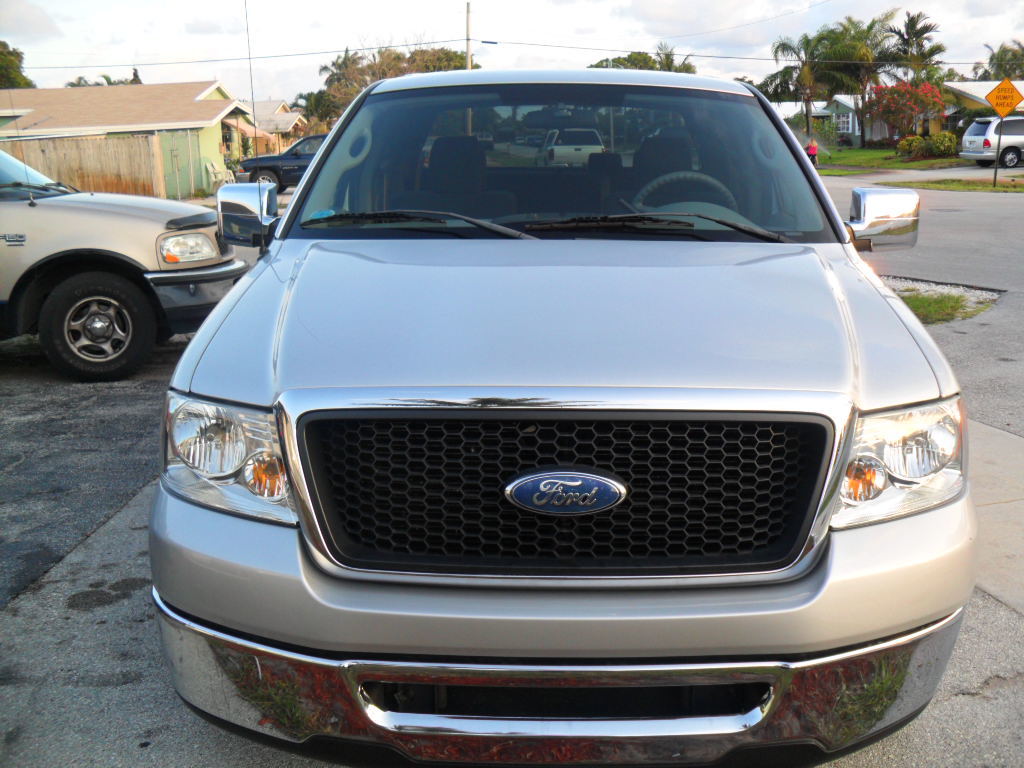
[243,453,288,500]
[841,455,887,503]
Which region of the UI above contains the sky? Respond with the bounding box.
[3,0,1022,103]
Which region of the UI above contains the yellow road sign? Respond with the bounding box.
[986,78,1024,118]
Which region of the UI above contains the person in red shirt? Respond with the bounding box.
[805,138,819,167]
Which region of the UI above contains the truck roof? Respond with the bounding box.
[372,68,754,97]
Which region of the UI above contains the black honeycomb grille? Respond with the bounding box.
[301,413,831,576]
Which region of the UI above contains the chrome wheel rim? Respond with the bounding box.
[255,173,276,184]
[63,295,132,362]
[1004,152,1020,168]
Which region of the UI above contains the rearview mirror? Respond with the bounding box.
[845,187,919,252]
[217,183,279,250]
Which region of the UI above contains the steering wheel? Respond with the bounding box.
[632,171,739,212]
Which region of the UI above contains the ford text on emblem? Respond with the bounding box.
[504,470,627,516]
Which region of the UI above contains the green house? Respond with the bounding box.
[0,81,263,198]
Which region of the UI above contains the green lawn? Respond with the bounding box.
[818,168,869,176]
[897,290,995,324]
[818,148,970,170]
[877,177,1024,192]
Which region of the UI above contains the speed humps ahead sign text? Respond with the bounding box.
[986,78,1024,118]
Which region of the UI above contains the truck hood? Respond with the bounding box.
[186,238,943,409]
[41,191,210,228]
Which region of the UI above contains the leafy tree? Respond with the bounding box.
[319,46,477,113]
[291,90,341,127]
[407,47,477,72]
[65,72,136,87]
[866,82,945,136]
[825,11,898,148]
[589,51,659,70]
[973,40,1024,79]
[758,28,841,136]
[0,41,34,88]
[588,44,694,73]
[886,11,946,84]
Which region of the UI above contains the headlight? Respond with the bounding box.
[160,233,218,264]
[163,392,295,523]
[831,396,965,529]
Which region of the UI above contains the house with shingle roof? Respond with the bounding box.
[244,99,308,154]
[944,80,1024,113]
[0,81,269,197]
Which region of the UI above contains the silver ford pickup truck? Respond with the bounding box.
[152,70,975,765]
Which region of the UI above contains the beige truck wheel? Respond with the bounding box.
[38,272,156,381]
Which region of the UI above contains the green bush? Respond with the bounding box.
[897,135,925,157]
[929,131,958,157]
[911,138,933,159]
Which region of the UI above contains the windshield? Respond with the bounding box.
[0,148,68,200]
[294,83,832,242]
[965,121,992,137]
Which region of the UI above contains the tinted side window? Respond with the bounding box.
[999,120,1024,136]
[296,137,324,155]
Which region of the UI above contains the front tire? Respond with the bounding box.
[252,169,281,191]
[1000,148,1021,168]
[38,272,156,381]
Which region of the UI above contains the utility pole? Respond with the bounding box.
[465,1,473,134]
[466,2,472,71]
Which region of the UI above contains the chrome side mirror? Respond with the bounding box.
[845,187,919,252]
[217,183,279,250]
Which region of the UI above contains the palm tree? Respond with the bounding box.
[654,42,696,74]
[826,12,897,148]
[886,11,946,83]
[290,90,340,125]
[319,49,366,89]
[759,28,839,136]
[973,40,1024,80]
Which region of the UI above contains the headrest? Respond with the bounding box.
[587,152,623,174]
[633,137,695,183]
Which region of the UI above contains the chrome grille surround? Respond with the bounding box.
[277,387,854,589]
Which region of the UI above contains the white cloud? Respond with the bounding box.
[184,19,243,35]
[13,0,1024,99]
[0,0,61,42]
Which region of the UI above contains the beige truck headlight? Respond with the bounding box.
[163,392,296,524]
[160,233,218,264]
[831,396,965,529]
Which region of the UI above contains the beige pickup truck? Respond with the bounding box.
[0,149,247,380]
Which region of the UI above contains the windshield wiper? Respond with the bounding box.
[300,209,537,240]
[525,213,792,243]
[0,181,62,193]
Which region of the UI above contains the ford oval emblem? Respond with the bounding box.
[504,470,627,516]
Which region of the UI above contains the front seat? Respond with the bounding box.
[393,136,516,218]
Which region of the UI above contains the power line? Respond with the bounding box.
[21,39,467,70]
[661,0,836,41]
[489,40,979,67]
[20,37,981,71]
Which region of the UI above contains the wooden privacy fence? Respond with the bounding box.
[2,134,164,197]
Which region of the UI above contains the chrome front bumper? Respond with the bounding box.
[155,590,961,765]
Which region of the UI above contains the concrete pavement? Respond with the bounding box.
[1,419,1021,767]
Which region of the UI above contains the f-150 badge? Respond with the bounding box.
[2,234,26,246]
[504,470,627,516]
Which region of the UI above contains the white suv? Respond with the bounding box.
[959,116,1024,167]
